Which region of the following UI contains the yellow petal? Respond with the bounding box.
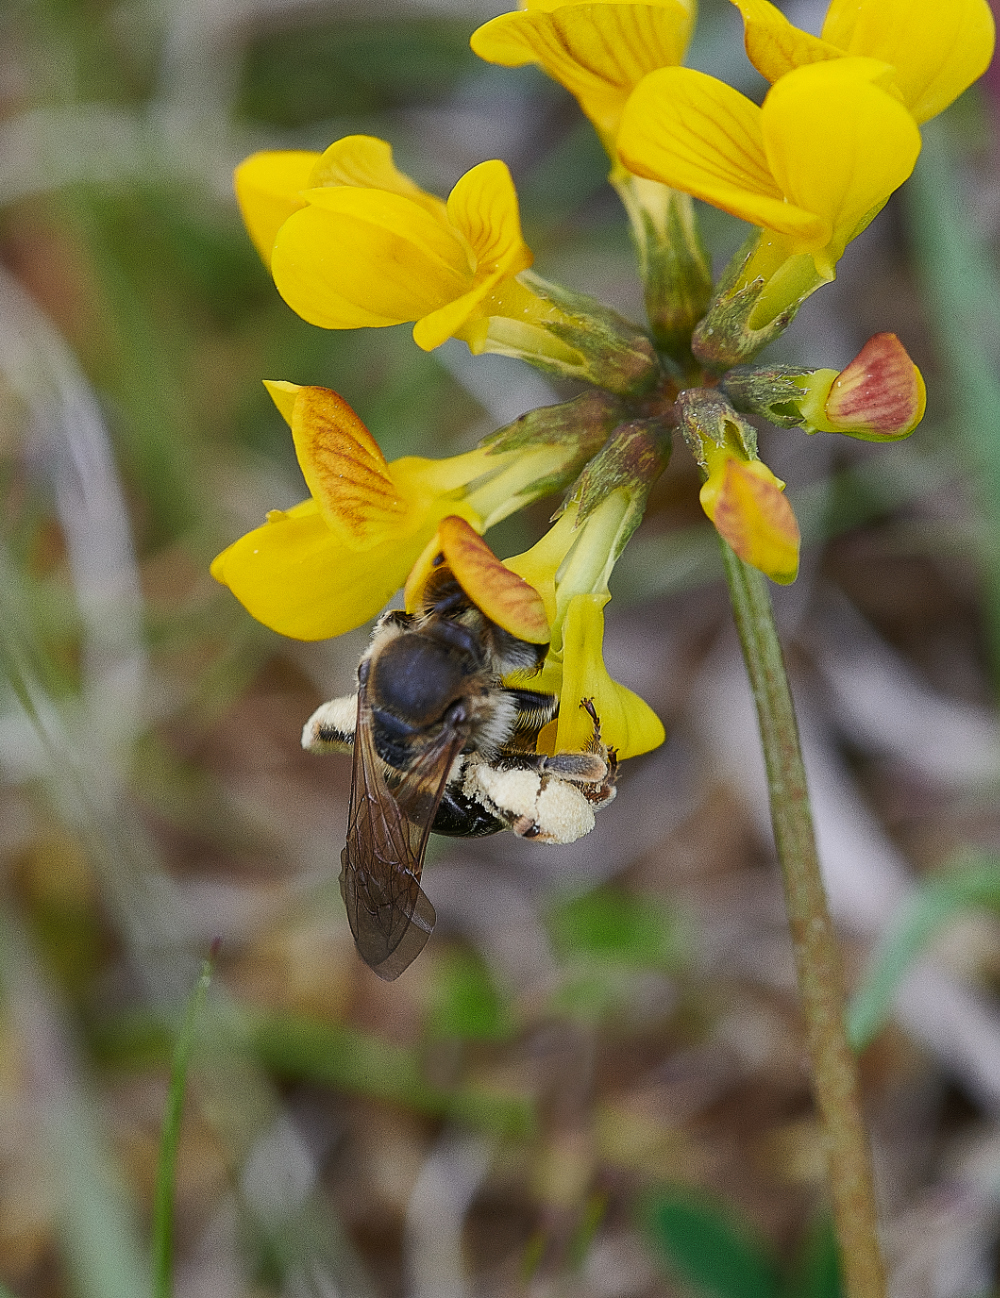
[308,135,449,220]
[700,459,800,584]
[413,161,534,350]
[270,188,471,330]
[447,160,532,283]
[824,0,995,123]
[263,379,301,429]
[618,68,826,243]
[405,516,550,642]
[761,60,921,268]
[211,501,418,640]
[502,508,582,628]
[234,151,320,267]
[729,0,842,82]
[289,386,408,549]
[550,594,665,758]
[471,2,694,143]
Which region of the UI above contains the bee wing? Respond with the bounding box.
[340,691,463,981]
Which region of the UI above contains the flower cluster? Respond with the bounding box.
[216,0,991,822]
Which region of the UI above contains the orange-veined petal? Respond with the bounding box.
[700,458,800,584]
[404,516,550,643]
[286,385,407,550]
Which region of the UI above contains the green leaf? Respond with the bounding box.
[643,1189,781,1298]
[427,949,512,1042]
[784,1217,840,1298]
[549,888,682,967]
[848,854,1000,1050]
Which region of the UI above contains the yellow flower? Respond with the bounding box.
[235,134,533,352]
[211,383,589,640]
[730,0,995,125]
[618,58,922,324]
[699,449,800,585]
[504,497,665,759]
[235,135,660,393]
[471,0,696,155]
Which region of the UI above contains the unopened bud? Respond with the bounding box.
[723,334,925,442]
[795,333,926,440]
[676,388,799,584]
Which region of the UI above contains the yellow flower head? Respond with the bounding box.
[730,0,995,125]
[504,497,665,759]
[234,135,533,352]
[699,448,800,586]
[471,0,696,155]
[211,384,587,640]
[619,58,922,292]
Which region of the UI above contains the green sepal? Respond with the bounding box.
[612,171,712,362]
[692,232,825,371]
[569,416,672,563]
[477,391,630,510]
[721,364,817,428]
[485,270,660,397]
[675,389,759,471]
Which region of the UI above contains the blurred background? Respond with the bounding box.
[2,0,1000,1294]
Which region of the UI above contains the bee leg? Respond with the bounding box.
[461,756,598,845]
[302,695,358,754]
[539,751,609,783]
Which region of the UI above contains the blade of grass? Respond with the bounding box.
[906,108,1000,685]
[152,951,216,1298]
[0,913,151,1298]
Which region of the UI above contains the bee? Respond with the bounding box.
[302,564,617,980]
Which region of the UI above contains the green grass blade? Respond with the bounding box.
[848,855,1000,1049]
[152,954,215,1298]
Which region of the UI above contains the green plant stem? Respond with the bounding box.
[152,956,214,1298]
[721,544,885,1298]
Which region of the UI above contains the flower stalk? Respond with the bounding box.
[720,541,885,1298]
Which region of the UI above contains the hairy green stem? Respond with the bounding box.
[721,544,885,1298]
